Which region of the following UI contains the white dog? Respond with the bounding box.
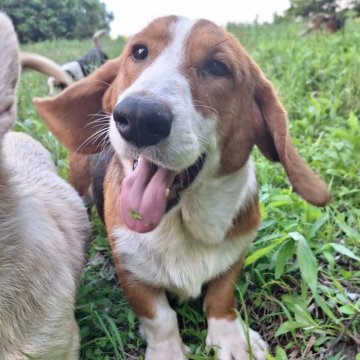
[0,12,90,360]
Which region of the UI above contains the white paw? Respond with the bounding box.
[145,337,188,360]
[139,308,189,360]
[206,318,268,360]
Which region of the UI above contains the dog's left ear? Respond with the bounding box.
[252,66,329,206]
[33,58,120,154]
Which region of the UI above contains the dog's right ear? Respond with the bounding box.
[33,58,121,154]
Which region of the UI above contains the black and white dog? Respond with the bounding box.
[47,29,108,94]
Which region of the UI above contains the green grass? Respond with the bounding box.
[17,19,359,360]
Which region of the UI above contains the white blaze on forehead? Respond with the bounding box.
[161,16,196,66]
[116,16,196,102]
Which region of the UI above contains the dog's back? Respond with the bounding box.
[78,29,109,76]
[326,14,346,32]
[0,12,90,359]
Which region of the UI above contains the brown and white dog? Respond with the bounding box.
[34,16,330,360]
[299,12,346,36]
[47,29,109,94]
[0,12,90,359]
[20,51,74,89]
[20,30,108,95]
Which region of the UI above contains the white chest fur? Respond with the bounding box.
[113,160,258,299]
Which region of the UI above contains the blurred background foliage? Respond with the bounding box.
[0,0,113,43]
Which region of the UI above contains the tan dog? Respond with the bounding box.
[34,16,329,360]
[0,12,90,360]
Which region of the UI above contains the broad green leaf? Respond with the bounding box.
[288,231,304,242]
[336,221,360,240]
[292,232,318,292]
[293,304,316,326]
[275,240,295,279]
[338,304,357,315]
[275,321,307,337]
[245,243,278,266]
[313,294,338,323]
[307,214,328,240]
[323,250,335,268]
[330,243,360,261]
[276,346,288,360]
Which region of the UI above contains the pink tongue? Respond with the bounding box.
[120,156,176,233]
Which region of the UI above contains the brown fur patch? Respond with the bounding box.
[226,194,261,240]
[204,256,245,320]
[103,156,157,318]
[103,155,125,232]
[68,152,91,199]
[114,263,158,319]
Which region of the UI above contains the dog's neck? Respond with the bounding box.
[167,159,257,245]
[112,144,258,245]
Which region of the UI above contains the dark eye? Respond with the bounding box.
[132,45,148,61]
[204,60,230,77]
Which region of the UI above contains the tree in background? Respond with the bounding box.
[348,0,360,14]
[285,0,360,17]
[72,0,114,39]
[0,0,113,43]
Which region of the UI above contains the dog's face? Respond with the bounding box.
[34,16,329,232]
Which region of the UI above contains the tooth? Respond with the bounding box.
[133,158,138,170]
[165,188,170,198]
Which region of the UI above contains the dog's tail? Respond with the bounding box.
[92,29,108,47]
[20,52,74,88]
[0,12,20,141]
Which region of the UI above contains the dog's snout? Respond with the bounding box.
[113,96,172,147]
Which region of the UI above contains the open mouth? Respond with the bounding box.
[120,154,206,233]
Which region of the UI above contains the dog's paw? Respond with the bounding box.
[140,321,189,360]
[145,338,188,360]
[206,318,268,360]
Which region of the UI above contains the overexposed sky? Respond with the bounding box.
[102,0,290,37]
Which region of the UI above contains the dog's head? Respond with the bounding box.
[34,16,329,232]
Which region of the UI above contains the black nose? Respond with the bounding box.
[113,96,172,147]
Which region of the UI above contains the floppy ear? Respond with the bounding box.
[252,68,329,207]
[33,58,120,154]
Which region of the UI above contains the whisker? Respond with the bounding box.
[197,134,216,151]
[76,127,109,153]
[192,100,219,115]
[83,113,111,130]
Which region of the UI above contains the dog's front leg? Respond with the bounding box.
[204,257,268,360]
[115,263,187,360]
[140,292,188,360]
